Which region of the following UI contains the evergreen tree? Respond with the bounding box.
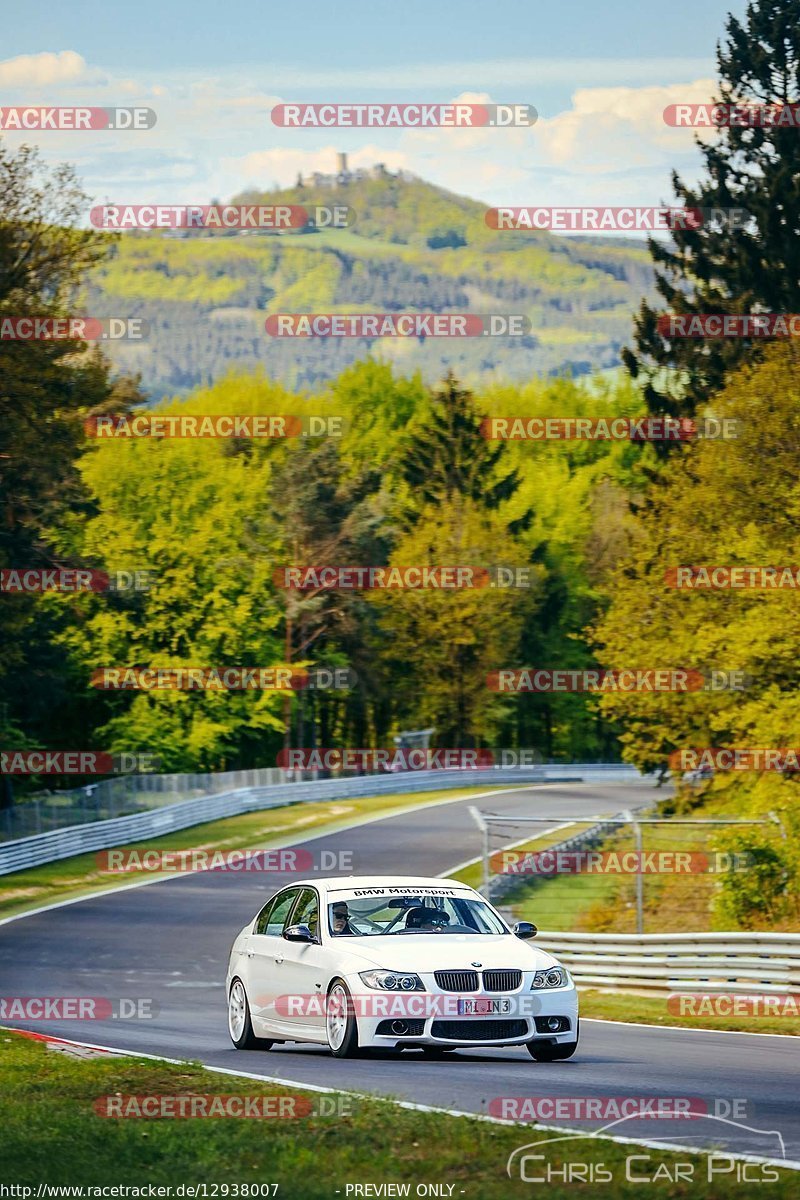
[624,0,800,424]
[399,373,525,522]
[0,142,141,782]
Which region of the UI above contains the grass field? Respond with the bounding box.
[1,1033,794,1195]
[578,990,798,1036]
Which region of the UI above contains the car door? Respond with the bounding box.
[246,886,300,1035]
[277,887,328,1041]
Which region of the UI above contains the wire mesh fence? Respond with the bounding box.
[0,767,286,841]
[469,807,786,934]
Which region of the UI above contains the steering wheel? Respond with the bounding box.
[349,915,384,934]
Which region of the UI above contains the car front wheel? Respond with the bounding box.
[526,1020,579,1061]
[228,978,274,1050]
[326,979,360,1058]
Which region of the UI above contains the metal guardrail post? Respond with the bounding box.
[624,808,644,935]
[467,806,492,896]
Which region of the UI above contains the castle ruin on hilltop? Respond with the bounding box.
[295,153,403,189]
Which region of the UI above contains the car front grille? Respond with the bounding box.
[434,970,479,991]
[483,969,522,992]
[431,1019,528,1042]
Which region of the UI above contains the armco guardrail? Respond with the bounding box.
[0,760,638,842]
[535,930,800,994]
[0,763,643,876]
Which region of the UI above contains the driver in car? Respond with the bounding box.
[330,901,357,936]
[405,906,450,931]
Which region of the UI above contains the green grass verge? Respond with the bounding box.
[579,989,799,1036]
[1,1034,795,1194]
[506,864,622,930]
[0,787,504,922]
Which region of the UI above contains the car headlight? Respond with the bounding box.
[531,967,567,989]
[359,970,425,991]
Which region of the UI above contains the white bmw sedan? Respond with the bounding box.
[226,875,578,1060]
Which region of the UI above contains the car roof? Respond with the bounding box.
[283,875,477,893]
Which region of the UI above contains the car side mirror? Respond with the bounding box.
[284,923,315,943]
[513,921,537,939]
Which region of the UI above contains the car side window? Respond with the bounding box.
[289,887,320,940]
[255,888,299,936]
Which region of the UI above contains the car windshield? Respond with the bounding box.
[327,894,507,936]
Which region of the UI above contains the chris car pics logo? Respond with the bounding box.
[507,1116,785,1183]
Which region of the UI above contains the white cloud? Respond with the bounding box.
[534,78,719,171]
[0,50,101,88]
[380,80,718,213]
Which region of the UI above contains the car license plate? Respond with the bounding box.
[457,998,512,1016]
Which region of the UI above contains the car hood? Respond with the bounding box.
[331,934,560,973]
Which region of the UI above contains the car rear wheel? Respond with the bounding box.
[228,978,273,1050]
[526,1020,579,1061]
[326,980,360,1058]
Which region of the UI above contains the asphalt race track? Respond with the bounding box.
[1,781,797,1164]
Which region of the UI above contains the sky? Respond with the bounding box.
[0,0,750,220]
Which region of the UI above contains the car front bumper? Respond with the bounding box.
[348,981,579,1049]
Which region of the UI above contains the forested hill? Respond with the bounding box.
[85,168,656,400]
